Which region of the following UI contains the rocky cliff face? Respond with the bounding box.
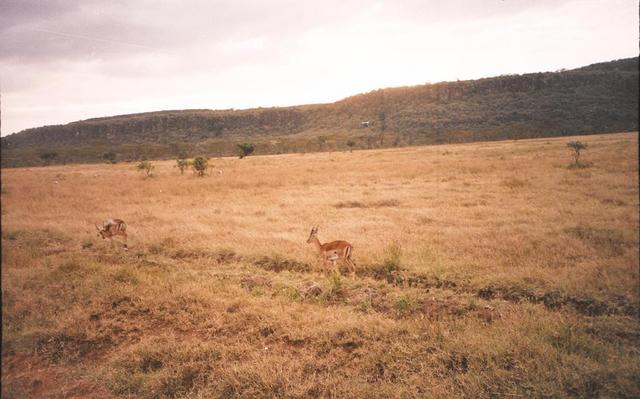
[2,57,637,167]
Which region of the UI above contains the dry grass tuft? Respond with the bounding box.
[501,177,529,189]
[564,225,629,256]
[334,199,400,209]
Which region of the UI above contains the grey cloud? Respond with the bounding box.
[384,0,574,23]
[0,0,371,64]
[1,0,573,66]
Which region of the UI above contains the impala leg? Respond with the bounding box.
[346,258,356,278]
[331,259,340,276]
[317,256,327,274]
[122,232,129,251]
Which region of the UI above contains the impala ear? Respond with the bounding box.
[95,224,101,231]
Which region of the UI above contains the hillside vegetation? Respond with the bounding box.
[2,132,639,398]
[1,57,638,167]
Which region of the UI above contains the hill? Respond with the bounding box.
[1,57,638,167]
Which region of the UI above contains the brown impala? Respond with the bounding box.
[96,218,128,250]
[306,225,355,277]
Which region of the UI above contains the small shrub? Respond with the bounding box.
[175,158,190,174]
[567,141,588,167]
[395,295,417,317]
[39,152,58,166]
[322,271,344,301]
[382,243,402,275]
[237,143,255,159]
[102,152,117,164]
[192,156,209,177]
[346,140,356,152]
[136,161,155,178]
[283,286,302,301]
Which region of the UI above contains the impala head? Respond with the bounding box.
[95,224,107,239]
[306,225,319,243]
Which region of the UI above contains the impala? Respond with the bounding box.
[306,225,355,276]
[96,218,128,250]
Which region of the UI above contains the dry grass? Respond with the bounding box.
[2,132,639,398]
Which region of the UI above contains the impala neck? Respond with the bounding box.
[310,236,323,252]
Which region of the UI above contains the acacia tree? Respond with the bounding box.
[378,110,386,146]
[567,141,588,167]
[316,136,327,151]
[175,158,189,174]
[346,140,356,152]
[237,143,255,159]
[102,152,117,164]
[39,152,58,166]
[136,160,154,178]
[192,156,209,176]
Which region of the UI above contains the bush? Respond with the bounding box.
[192,156,209,177]
[346,140,356,152]
[136,161,154,178]
[567,141,588,167]
[322,271,344,301]
[237,143,255,159]
[39,152,58,166]
[382,243,402,276]
[102,152,117,164]
[175,158,189,174]
[395,295,417,317]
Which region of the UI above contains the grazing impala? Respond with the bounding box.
[306,225,355,277]
[96,219,128,250]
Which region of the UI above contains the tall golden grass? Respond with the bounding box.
[2,132,639,398]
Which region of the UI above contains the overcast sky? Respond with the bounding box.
[0,0,638,136]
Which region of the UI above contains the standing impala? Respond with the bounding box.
[306,225,355,276]
[96,219,128,250]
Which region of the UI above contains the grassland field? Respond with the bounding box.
[1,131,639,398]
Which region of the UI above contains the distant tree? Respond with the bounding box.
[378,110,386,146]
[366,135,377,149]
[237,143,255,159]
[567,141,588,167]
[316,136,327,151]
[39,152,58,166]
[346,140,356,152]
[392,134,401,147]
[169,142,189,158]
[175,158,189,174]
[192,156,209,176]
[136,160,155,178]
[102,152,117,164]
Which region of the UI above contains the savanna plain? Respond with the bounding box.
[2,132,639,398]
